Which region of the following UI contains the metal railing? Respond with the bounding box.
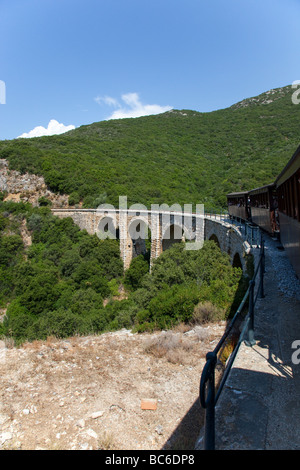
[199,237,265,450]
[204,210,261,247]
[204,208,229,221]
[243,221,261,247]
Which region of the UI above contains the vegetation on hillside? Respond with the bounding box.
[0,201,246,344]
[0,86,295,344]
[0,86,299,210]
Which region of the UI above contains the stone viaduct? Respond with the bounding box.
[51,207,252,271]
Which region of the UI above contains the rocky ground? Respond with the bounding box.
[0,158,69,207]
[0,322,226,451]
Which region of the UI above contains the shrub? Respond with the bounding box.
[38,196,52,207]
[0,214,8,231]
[124,254,149,290]
[36,309,89,338]
[27,214,43,234]
[191,301,225,325]
[68,192,81,206]
[147,282,200,329]
[143,331,194,364]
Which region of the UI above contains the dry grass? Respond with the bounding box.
[97,431,117,450]
[143,331,196,365]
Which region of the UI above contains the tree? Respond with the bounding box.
[124,255,149,290]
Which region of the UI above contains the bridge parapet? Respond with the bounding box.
[205,216,252,271]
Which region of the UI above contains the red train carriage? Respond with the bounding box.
[276,145,300,279]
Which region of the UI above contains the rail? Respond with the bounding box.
[204,208,229,221]
[199,236,265,450]
[204,209,261,247]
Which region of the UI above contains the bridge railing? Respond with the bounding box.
[199,236,265,450]
[204,208,229,221]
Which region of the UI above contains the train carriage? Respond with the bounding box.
[227,191,249,221]
[226,145,300,279]
[276,145,300,279]
[248,183,279,235]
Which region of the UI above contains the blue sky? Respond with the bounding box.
[0,0,299,140]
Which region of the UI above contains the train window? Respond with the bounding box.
[297,170,300,222]
[295,172,300,221]
[278,183,287,215]
[284,182,289,215]
[250,191,268,208]
[227,196,246,207]
[288,180,293,217]
[278,172,300,220]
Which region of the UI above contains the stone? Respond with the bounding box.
[0,432,12,444]
[76,419,85,428]
[85,428,98,439]
[155,425,163,435]
[90,411,104,419]
[141,399,157,410]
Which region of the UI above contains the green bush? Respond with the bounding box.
[147,282,200,329]
[38,196,52,207]
[124,254,149,290]
[192,301,225,324]
[68,192,81,206]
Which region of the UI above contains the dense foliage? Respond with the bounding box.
[0,202,123,343]
[0,202,245,344]
[0,86,299,210]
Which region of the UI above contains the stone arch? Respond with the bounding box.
[96,215,119,240]
[162,223,185,251]
[232,252,243,270]
[209,233,220,248]
[128,216,151,258]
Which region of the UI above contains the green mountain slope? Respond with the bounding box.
[1,85,299,209]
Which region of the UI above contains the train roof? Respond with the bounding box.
[226,191,248,197]
[276,144,300,187]
[248,182,276,195]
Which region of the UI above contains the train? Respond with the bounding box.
[227,144,300,279]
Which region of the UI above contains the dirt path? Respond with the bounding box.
[0,323,226,450]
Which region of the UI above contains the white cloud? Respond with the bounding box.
[18,119,75,138]
[95,92,173,120]
[94,95,120,107]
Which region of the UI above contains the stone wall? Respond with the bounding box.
[205,218,251,271]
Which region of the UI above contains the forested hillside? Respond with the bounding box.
[1,86,294,344]
[0,200,247,344]
[0,85,299,209]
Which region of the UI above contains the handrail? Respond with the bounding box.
[199,236,265,450]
